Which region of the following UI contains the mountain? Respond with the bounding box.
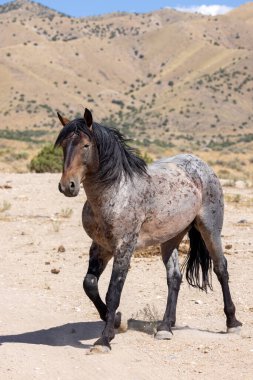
[0,0,253,177]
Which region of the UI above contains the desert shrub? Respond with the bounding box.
[30,143,62,173]
[140,152,153,164]
[0,129,46,143]
[112,99,124,107]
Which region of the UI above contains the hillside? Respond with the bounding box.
[0,0,253,179]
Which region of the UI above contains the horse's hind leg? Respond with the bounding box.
[155,230,187,340]
[195,217,242,332]
[83,242,122,329]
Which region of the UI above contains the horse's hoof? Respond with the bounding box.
[227,326,241,334]
[155,330,173,340]
[117,315,128,333]
[87,345,111,355]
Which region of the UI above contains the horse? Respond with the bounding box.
[55,108,242,352]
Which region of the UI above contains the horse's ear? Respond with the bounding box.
[57,112,70,127]
[84,108,93,129]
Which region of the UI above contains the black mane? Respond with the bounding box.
[55,118,148,186]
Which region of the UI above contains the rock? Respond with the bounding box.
[225,244,232,250]
[58,245,65,252]
[51,268,60,274]
[238,219,248,224]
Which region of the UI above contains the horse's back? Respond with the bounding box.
[149,154,222,196]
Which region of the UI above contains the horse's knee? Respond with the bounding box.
[83,274,98,295]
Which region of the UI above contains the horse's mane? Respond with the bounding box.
[54,118,147,186]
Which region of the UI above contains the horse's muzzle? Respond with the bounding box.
[58,180,79,197]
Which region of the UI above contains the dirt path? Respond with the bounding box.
[0,173,252,380]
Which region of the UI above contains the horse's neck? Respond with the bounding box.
[82,176,134,212]
[83,180,102,206]
[82,179,116,211]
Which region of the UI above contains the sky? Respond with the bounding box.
[0,0,248,17]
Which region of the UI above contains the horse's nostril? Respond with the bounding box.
[69,181,75,190]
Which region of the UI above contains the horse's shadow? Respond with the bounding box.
[127,319,226,335]
[0,321,104,349]
[0,319,227,350]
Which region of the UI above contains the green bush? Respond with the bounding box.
[140,152,153,164]
[30,144,63,173]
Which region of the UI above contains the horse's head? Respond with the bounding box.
[55,108,98,197]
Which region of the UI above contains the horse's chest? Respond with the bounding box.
[82,202,116,250]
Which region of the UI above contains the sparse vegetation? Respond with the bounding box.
[30,144,62,173]
[0,2,252,175]
[51,219,61,233]
[134,304,160,331]
[0,201,11,213]
[60,208,73,218]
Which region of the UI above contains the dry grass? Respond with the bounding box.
[224,194,253,207]
[0,200,11,213]
[134,245,160,258]
[59,208,73,218]
[50,219,61,233]
[134,303,160,331]
[134,239,189,258]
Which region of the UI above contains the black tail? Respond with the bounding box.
[182,225,213,291]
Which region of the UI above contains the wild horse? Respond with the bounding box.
[55,108,242,352]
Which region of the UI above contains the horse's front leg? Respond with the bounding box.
[92,235,137,352]
[83,243,110,320]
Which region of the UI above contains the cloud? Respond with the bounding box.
[173,5,233,16]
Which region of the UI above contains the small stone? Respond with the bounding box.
[0,184,12,189]
[194,300,203,305]
[225,244,232,250]
[45,261,50,265]
[51,268,60,274]
[238,219,247,224]
[58,245,65,252]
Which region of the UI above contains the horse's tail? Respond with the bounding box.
[182,225,213,292]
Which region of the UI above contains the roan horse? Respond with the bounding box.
[55,108,242,352]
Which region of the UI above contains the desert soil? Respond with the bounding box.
[0,173,252,380]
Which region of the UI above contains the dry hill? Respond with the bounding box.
[0,0,253,178]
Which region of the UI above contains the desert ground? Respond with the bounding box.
[0,173,252,380]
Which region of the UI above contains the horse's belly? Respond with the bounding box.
[137,194,201,249]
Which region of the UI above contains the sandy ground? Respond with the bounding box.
[0,173,252,380]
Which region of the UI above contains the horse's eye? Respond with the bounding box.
[83,144,89,149]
